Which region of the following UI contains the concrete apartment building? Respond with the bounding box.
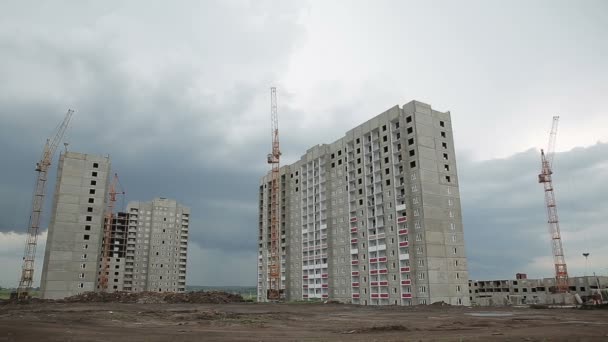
[469,274,608,306]
[120,198,190,293]
[258,100,470,306]
[40,152,111,299]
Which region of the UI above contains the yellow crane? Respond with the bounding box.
[15,109,74,299]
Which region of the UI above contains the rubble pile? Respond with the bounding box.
[62,291,244,304]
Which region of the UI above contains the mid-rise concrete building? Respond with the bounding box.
[40,152,111,299]
[257,100,470,306]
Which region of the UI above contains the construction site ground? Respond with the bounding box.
[1,302,608,341]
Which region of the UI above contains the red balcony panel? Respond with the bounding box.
[379,281,388,286]
[400,267,411,273]
[398,229,408,235]
[370,258,378,263]
[351,271,359,276]
[303,294,309,298]
[350,227,357,233]
[370,270,378,275]
[303,275,308,279]
[351,238,358,243]
[399,241,409,247]
[397,217,407,223]
[321,274,328,278]
[370,281,378,286]
[380,293,389,298]
[350,217,358,223]
[379,257,387,262]
[322,284,329,288]
[352,293,360,298]
[371,293,379,298]
[303,285,308,288]
[352,282,360,287]
[322,294,329,298]
[351,260,359,265]
[401,280,411,285]
[401,293,412,299]
[379,269,388,274]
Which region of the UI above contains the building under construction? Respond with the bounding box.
[257,100,470,305]
[469,274,608,306]
[39,151,190,299]
[40,152,112,299]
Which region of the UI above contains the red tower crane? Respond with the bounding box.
[99,173,124,291]
[266,87,282,300]
[538,116,569,293]
[16,109,74,299]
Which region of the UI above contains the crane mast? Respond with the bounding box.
[99,173,123,291]
[267,87,282,300]
[17,109,74,299]
[538,116,569,293]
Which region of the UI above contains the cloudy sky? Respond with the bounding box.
[1,0,607,287]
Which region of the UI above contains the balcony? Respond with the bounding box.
[371,281,378,286]
[399,241,409,247]
[397,217,407,223]
[352,293,360,299]
[399,253,410,261]
[401,280,411,286]
[350,217,358,223]
[378,257,387,262]
[351,260,359,265]
[322,284,329,288]
[350,227,357,233]
[371,293,379,299]
[370,258,378,263]
[322,294,329,298]
[379,281,388,286]
[351,271,359,276]
[370,270,378,275]
[303,275,308,279]
[398,229,408,235]
[380,293,389,299]
[352,282,360,287]
[351,238,358,244]
[400,267,411,273]
[401,293,412,299]
[396,203,406,211]
[350,248,359,255]
[321,274,328,278]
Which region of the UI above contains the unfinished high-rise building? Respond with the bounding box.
[40,152,111,299]
[120,198,190,293]
[257,100,470,306]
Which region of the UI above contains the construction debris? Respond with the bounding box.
[59,291,244,304]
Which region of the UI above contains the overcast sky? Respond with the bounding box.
[1,0,607,287]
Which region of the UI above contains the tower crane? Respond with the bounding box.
[538,116,569,293]
[16,109,74,299]
[266,87,282,300]
[99,173,124,291]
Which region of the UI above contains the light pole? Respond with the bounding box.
[583,253,590,277]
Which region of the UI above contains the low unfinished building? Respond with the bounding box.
[469,273,608,306]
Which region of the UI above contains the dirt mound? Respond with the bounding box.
[61,291,244,304]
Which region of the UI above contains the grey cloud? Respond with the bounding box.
[460,142,608,280]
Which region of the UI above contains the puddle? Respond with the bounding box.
[466,312,514,317]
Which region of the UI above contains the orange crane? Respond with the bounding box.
[266,87,282,300]
[538,116,569,293]
[99,173,124,291]
[16,109,74,299]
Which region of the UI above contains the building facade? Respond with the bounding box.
[469,274,608,306]
[40,152,111,299]
[120,198,190,293]
[258,100,470,306]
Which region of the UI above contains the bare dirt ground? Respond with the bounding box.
[1,302,607,341]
